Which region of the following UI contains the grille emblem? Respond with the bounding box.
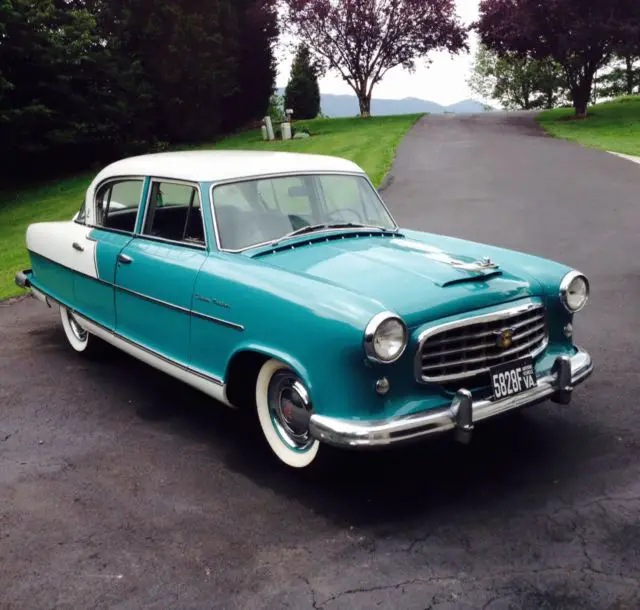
[494,328,515,350]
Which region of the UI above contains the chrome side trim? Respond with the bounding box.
[115,284,244,331]
[26,281,227,388]
[26,251,113,286]
[414,302,547,383]
[191,310,244,331]
[559,270,590,313]
[309,347,594,449]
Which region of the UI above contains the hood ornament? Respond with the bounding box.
[450,256,500,273]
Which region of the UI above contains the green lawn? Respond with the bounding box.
[0,114,422,300]
[538,96,640,157]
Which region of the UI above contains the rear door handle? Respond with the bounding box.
[117,253,133,264]
[72,242,84,252]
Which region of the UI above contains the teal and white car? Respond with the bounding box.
[16,151,594,468]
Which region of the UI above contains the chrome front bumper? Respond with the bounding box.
[15,269,31,288]
[309,347,594,449]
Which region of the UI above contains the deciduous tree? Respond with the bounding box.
[468,45,566,110]
[476,0,637,117]
[281,0,467,117]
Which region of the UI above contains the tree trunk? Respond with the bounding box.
[357,91,371,117]
[625,55,634,96]
[545,88,554,110]
[571,75,594,118]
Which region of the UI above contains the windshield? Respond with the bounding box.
[211,174,397,251]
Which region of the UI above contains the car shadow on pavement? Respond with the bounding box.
[87,340,608,533]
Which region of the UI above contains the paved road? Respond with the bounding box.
[2,113,640,609]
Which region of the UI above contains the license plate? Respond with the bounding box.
[490,358,537,400]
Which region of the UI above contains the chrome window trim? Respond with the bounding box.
[140,178,207,250]
[364,311,408,364]
[92,175,147,235]
[208,171,399,254]
[414,302,548,384]
[559,270,590,313]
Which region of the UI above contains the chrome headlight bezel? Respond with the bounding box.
[364,312,408,364]
[560,271,590,313]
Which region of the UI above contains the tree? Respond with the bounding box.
[596,53,640,98]
[285,44,321,119]
[0,0,113,176]
[281,0,467,117]
[222,0,278,130]
[476,0,638,117]
[468,45,566,110]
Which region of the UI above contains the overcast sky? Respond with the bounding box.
[275,0,482,106]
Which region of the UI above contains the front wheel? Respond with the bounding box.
[59,306,102,357]
[255,359,320,468]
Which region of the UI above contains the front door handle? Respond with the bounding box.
[117,253,133,264]
[72,242,84,252]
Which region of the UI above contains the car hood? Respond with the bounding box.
[255,233,543,327]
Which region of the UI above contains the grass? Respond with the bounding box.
[538,95,640,157]
[0,113,422,300]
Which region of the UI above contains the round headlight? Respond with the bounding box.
[364,313,408,363]
[560,271,590,312]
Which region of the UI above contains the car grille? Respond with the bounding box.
[416,303,548,384]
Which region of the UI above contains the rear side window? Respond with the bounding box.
[142,181,205,246]
[95,179,144,233]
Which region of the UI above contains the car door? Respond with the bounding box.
[73,178,145,329]
[114,179,207,364]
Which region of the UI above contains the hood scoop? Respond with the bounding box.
[442,269,503,287]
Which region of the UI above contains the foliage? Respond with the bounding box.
[267,93,286,125]
[0,0,278,182]
[0,113,422,300]
[468,45,566,110]
[281,0,467,116]
[284,44,321,119]
[476,0,640,117]
[596,55,640,99]
[538,95,640,157]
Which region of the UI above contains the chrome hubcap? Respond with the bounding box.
[68,312,88,342]
[268,371,314,451]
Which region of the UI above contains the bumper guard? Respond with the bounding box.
[309,347,593,449]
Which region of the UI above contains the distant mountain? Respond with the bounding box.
[276,89,492,118]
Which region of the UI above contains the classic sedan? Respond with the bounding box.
[16,150,593,468]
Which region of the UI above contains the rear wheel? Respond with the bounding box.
[59,306,102,356]
[255,359,320,468]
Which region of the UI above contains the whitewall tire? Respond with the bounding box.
[255,359,320,469]
[59,306,98,355]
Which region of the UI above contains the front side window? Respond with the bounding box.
[213,174,396,251]
[142,181,205,246]
[95,179,144,233]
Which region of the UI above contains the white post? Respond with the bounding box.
[281,122,292,140]
[261,125,268,141]
[264,116,275,141]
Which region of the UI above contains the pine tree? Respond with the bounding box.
[284,45,321,120]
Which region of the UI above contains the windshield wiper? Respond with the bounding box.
[323,222,396,232]
[269,222,396,248]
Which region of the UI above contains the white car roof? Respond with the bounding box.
[91,150,365,184]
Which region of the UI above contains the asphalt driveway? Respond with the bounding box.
[2,113,639,609]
